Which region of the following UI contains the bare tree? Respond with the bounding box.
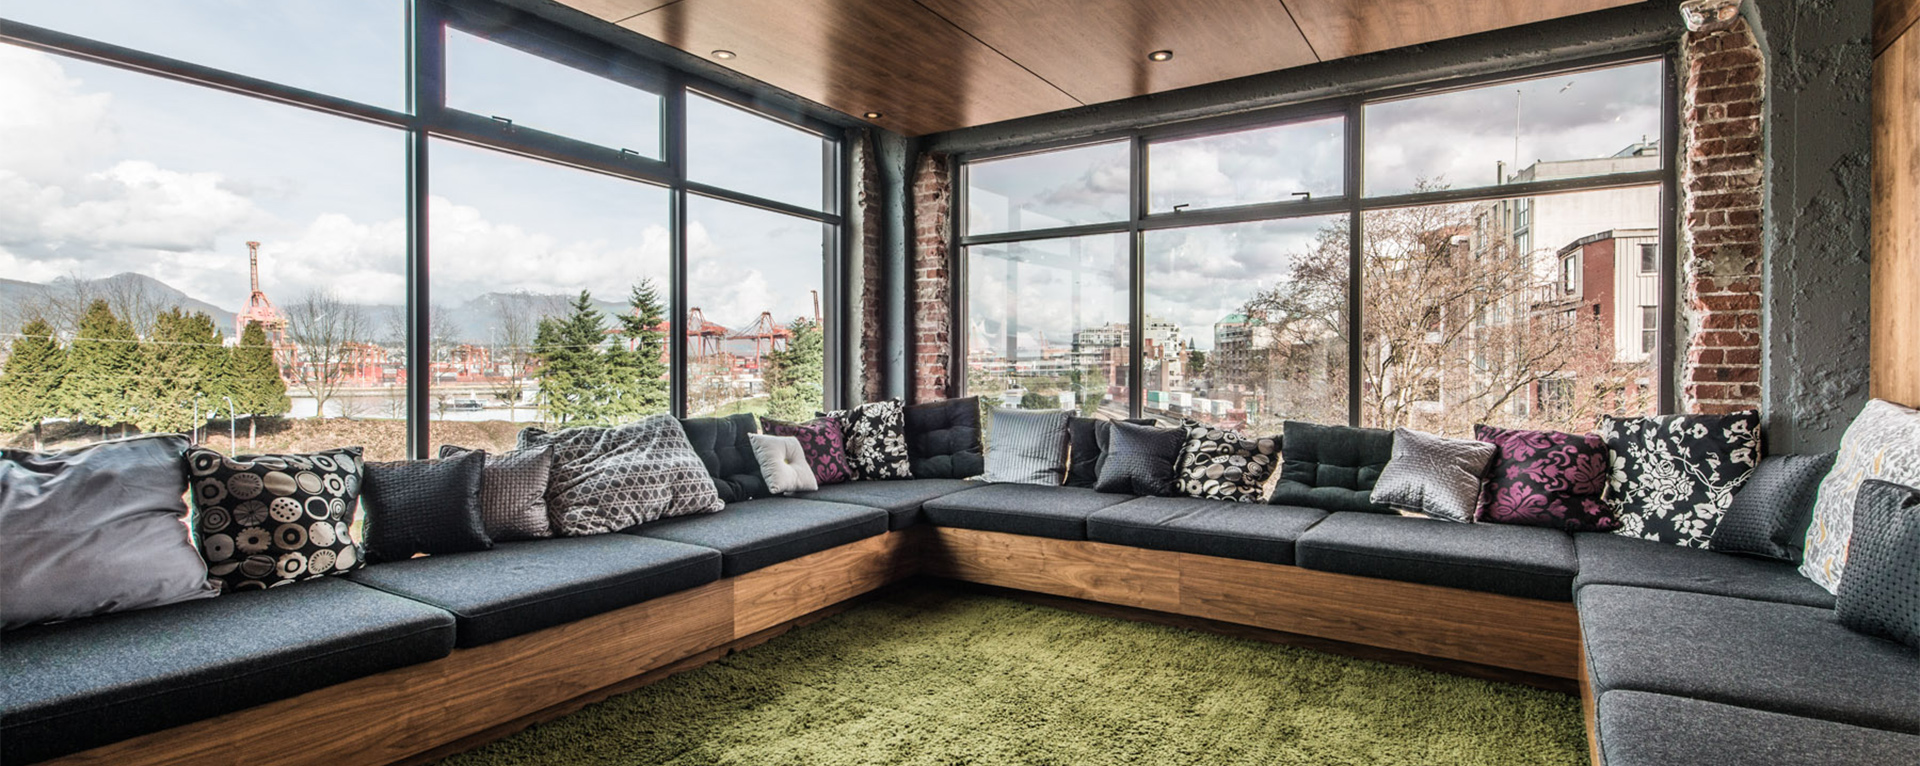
[487,293,542,420]
[283,290,369,419]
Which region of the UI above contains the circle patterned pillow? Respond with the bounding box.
[1175,420,1281,503]
[188,446,366,591]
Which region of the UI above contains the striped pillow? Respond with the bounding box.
[982,408,1072,485]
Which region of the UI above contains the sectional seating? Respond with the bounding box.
[1087,496,1327,565]
[622,497,889,576]
[794,478,978,529]
[1594,691,1920,766]
[1572,532,1835,608]
[1297,512,1579,601]
[921,483,1132,539]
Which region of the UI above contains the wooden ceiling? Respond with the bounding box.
[562,0,1642,136]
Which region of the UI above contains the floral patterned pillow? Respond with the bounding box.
[821,399,912,480]
[1601,411,1761,548]
[761,416,855,486]
[1474,424,1614,532]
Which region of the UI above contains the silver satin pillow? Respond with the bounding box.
[1,434,219,630]
[1370,428,1497,523]
[982,408,1072,485]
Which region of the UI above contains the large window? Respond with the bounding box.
[966,234,1131,418]
[0,4,845,458]
[959,58,1672,435]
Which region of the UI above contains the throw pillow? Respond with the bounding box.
[361,449,492,563]
[905,396,984,479]
[1370,428,1497,523]
[1093,421,1187,497]
[821,399,912,480]
[438,444,554,542]
[1268,421,1396,514]
[519,415,725,536]
[187,446,367,590]
[1835,480,1920,649]
[1173,420,1280,503]
[1709,452,1837,562]
[762,416,855,485]
[982,408,1072,485]
[676,413,772,503]
[1801,399,1920,592]
[1474,424,1615,532]
[1065,417,1155,488]
[1601,410,1761,548]
[749,433,819,494]
[1,435,218,630]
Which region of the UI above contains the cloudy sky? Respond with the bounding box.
[1,1,830,339]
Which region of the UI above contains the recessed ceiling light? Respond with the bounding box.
[864,111,883,120]
[711,50,736,60]
[1147,50,1174,62]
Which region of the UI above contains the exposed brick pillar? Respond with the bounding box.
[1679,18,1766,414]
[910,152,952,404]
[853,131,886,403]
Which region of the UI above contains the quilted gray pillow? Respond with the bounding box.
[439,444,554,541]
[1370,428,1497,523]
[519,415,724,536]
[1836,480,1920,649]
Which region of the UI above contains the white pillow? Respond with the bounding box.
[1801,399,1920,592]
[749,433,819,495]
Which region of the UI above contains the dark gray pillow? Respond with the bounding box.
[672,413,770,503]
[1,435,217,630]
[982,408,1072,485]
[905,396,984,479]
[1369,428,1497,523]
[1710,452,1837,561]
[1836,480,1920,649]
[362,450,492,563]
[1093,422,1187,497]
[520,415,725,536]
[1269,420,1396,514]
[1065,417,1154,488]
[439,444,554,541]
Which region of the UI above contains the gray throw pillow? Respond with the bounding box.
[1093,422,1187,497]
[1370,428,1497,523]
[2,435,218,630]
[1835,480,1920,649]
[440,444,554,541]
[1709,452,1836,561]
[982,408,1072,485]
[520,415,725,536]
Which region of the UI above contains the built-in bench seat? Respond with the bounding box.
[1295,511,1580,602]
[1571,532,1835,608]
[1087,496,1327,565]
[622,497,889,576]
[921,483,1130,540]
[794,478,978,529]
[1594,691,1920,766]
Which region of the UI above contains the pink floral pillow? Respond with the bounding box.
[1474,424,1616,532]
[760,417,854,486]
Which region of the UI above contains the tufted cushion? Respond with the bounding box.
[361,450,492,563]
[1268,421,1395,514]
[677,413,772,503]
[905,396,984,479]
[748,434,819,495]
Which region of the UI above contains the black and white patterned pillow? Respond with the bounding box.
[440,444,555,541]
[822,399,912,480]
[1174,420,1280,503]
[1601,411,1761,548]
[519,415,725,536]
[187,446,366,591]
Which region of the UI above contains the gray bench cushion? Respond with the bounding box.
[0,578,454,765]
[1574,532,1834,608]
[348,536,722,648]
[1294,512,1577,601]
[921,484,1132,540]
[792,479,979,529]
[1597,691,1920,766]
[1579,585,1920,733]
[1088,497,1328,565]
[623,498,888,576]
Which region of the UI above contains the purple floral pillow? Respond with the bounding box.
[760,417,854,486]
[1473,424,1616,532]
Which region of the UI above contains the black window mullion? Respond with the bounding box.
[404,0,443,459]
[1128,135,1146,421]
[666,80,689,418]
[1346,100,1365,429]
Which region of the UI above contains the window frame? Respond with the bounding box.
[953,49,1680,425]
[0,0,852,456]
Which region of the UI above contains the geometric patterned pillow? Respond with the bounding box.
[187,446,366,591]
[822,399,912,480]
[1601,410,1760,548]
[519,415,725,536]
[1802,399,1920,592]
[1173,420,1280,503]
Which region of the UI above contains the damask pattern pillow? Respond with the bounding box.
[1370,428,1496,523]
[187,446,367,590]
[1173,420,1280,503]
[1601,410,1760,548]
[519,415,725,536]
[1474,424,1615,532]
[762,416,855,485]
[822,399,912,480]
[438,444,554,541]
[1802,399,1920,592]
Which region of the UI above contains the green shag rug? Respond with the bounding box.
[437,586,1585,766]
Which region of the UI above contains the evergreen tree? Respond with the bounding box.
[132,308,224,434]
[228,321,290,447]
[0,318,67,448]
[608,279,671,418]
[763,317,823,422]
[532,291,612,426]
[62,300,140,434]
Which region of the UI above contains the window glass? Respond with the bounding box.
[445,28,663,158]
[1364,61,1663,197]
[966,142,1129,235]
[0,48,407,457]
[4,0,406,111]
[1147,116,1344,213]
[686,93,830,211]
[1144,218,1349,432]
[685,196,827,419]
[425,141,671,453]
[966,234,1131,419]
[1360,188,1661,436]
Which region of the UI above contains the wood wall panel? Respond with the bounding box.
[562,0,676,23]
[1877,0,1920,55]
[1873,0,1920,408]
[1280,0,1640,60]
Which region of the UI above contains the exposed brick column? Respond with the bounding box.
[1679,18,1766,414]
[910,152,952,404]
